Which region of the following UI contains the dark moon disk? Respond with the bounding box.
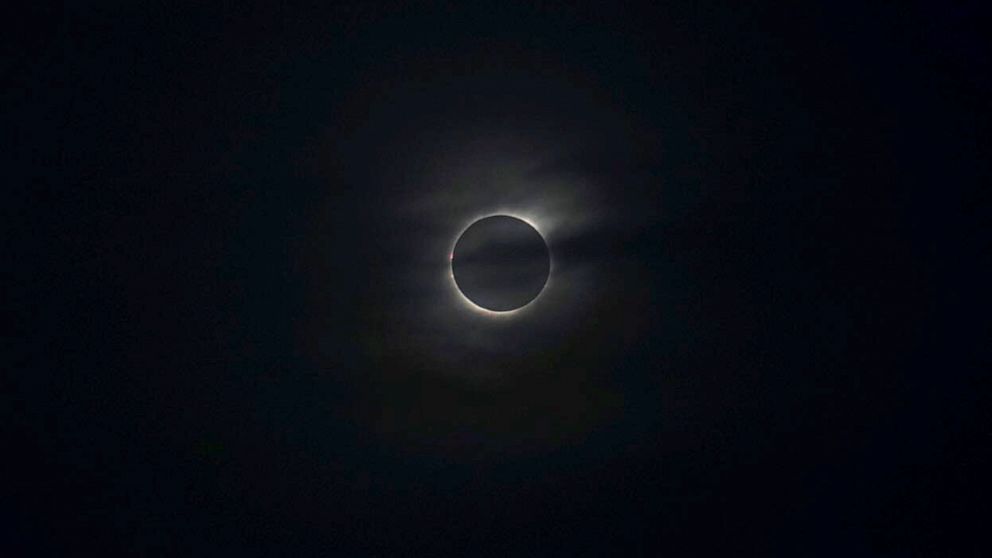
[451,215,551,312]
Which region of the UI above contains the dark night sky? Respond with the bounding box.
[6,1,989,555]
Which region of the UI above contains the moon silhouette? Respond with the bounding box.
[451,215,551,312]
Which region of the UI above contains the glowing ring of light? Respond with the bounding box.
[448,213,552,317]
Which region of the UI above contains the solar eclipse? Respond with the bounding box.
[450,215,551,313]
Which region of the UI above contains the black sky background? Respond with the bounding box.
[6,1,989,555]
